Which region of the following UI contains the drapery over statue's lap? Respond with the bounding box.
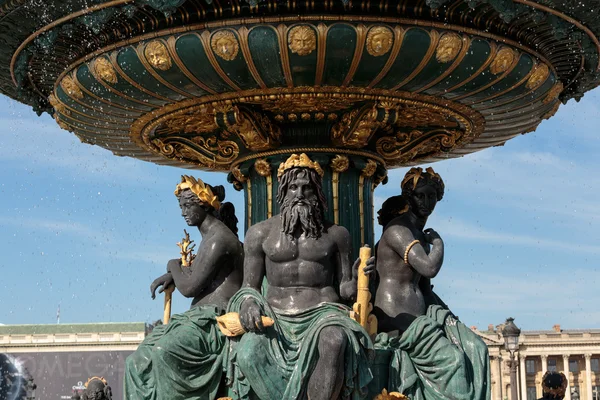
[224,288,373,400]
[124,306,226,400]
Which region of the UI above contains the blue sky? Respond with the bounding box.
[1,90,599,331]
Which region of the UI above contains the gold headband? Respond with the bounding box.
[401,166,443,190]
[174,175,221,210]
[277,153,324,179]
[85,376,108,388]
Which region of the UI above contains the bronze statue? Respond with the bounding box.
[373,167,490,400]
[124,176,244,400]
[224,153,375,400]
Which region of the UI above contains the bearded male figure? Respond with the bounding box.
[373,167,490,400]
[225,154,374,400]
[125,176,243,400]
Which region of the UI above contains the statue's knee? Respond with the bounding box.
[237,333,263,369]
[318,326,347,353]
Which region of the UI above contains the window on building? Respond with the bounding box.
[527,386,537,400]
[548,358,557,372]
[526,359,536,374]
[570,359,579,373]
[592,358,600,372]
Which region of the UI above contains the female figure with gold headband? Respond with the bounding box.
[124,176,244,400]
[373,167,490,400]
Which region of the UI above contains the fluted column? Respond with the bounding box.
[541,355,548,374]
[585,354,593,400]
[495,357,503,400]
[563,354,571,400]
[520,355,527,400]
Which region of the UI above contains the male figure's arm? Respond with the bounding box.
[385,226,444,278]
[239,222,267,332]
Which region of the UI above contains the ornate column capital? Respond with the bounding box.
[563,354,571,359]
[584,353,592,360]
[541,354,548,360]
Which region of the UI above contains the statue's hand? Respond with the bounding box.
[352,256,377,280]
[424,228,442,243]
[239,298,265,333]
[150,273,174,300]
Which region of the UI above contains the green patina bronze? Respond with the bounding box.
[224,288,374,399]
[372,305,491,400]
[124,305,226,400]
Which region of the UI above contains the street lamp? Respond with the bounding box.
[503,318,521,400]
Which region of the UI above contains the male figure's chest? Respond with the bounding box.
[263,232,336,264]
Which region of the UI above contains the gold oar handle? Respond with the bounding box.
[163,285,175,324]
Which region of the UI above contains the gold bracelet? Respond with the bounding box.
[404,239,421,265]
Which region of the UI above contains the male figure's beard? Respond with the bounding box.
[280,197,323,239]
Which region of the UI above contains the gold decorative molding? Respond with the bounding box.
[217,105,281,151]
[144,40,172,71]
[377,128,463,166]
[526,63,550,90]
[330,155,350,173]
[396,104,458,128]
[60,75,83,100]
[254,158,272,177]
[288,25,317,56]
[490,47,517,75]
[254,159,273,218]
[332,103,395,148]
[164,106,219,134]
[366,26,394,57]
[436,32,462,63]
[211,30,240,61]
[93,57,117,84]
[361,159,378,178]
[48,94,69,116]
[330,155,350,225]
[246,179,252,228]
[543,81,563,104]
[231,166,247,183]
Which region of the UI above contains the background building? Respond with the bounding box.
[2,321,599,400]
[480,324,600,400]
[0,323,146,399]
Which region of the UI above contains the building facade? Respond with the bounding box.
[480,324,600,400]
[0,323,146,399]
[2,321,599,400]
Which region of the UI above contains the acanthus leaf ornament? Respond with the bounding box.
[331,103,397,148]
[211,30,240,61]
[144,40,172,71]
[436,33,462,63]
[93,57,117,84]
[288,25,317,56]
[216,105,281,152]
[366,26,394,57]
[376,128,463,166]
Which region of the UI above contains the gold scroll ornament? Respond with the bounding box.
[164,230,196,324]
[350,246,377,337]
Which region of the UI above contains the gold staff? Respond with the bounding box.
[164,230,195,324]
[351,245,377,337]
